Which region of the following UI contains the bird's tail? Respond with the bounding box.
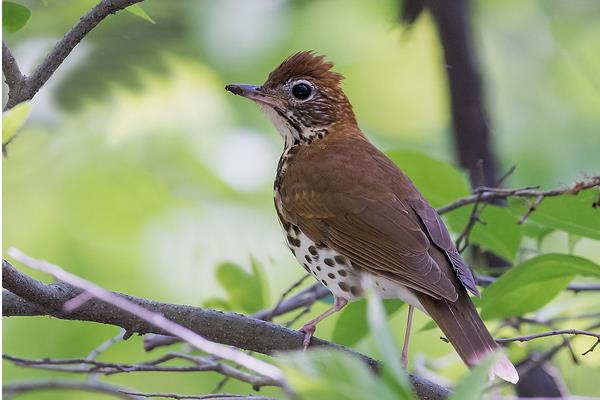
[416,288,519,384]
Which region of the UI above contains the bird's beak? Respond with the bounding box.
[225,84,281,107]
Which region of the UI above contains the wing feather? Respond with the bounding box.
[278,134,476,301]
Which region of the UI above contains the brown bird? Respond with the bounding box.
[225,51,518,383]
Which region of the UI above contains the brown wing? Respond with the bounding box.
[278,133,478,301]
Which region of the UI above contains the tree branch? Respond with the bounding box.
[4,249,284,385]
[1,259,450,400]
[436,176,600,215]
[3,379,276,400]
[3,378,142,399]
[496,329,600,345]
[2,40,25,89]
[144,277,328,352]
[3,0,146,111]
[4,352,281,390]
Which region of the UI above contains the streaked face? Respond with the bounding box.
[225,51,354,148]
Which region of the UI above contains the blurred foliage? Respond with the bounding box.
[205,258,268,313]
[3,0,600,398]
[333,299,403,347]
[478,253,600,319]
[2,101,31,144]
[2,1,31,33]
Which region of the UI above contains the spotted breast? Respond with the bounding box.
[273,150,424,311]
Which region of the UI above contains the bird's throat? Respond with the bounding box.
[260,105,329,149]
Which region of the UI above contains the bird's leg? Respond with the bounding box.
[401,305,414,368]
[300,297,348,350]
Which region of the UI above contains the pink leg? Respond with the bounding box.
[300,297,348,350]
[401,305,414,368]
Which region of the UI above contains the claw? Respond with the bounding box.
[297,297,347,352]
[300,324,316,350]
[401,352,409,369]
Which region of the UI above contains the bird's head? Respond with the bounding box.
[225,51,356,147]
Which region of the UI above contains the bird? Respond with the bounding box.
[225,51,518,384]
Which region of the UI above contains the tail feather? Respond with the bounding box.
[416,288,519,384]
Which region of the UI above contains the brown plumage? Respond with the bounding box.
[225,51,518,383]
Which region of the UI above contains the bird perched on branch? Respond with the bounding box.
[225,51,518,383]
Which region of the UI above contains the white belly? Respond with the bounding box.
[281,222,424,311]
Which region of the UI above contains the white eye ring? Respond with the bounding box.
[290,80,315,102]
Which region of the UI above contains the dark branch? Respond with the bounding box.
[496,329,600,345]
[1,260,450,400]
[2,40,24,89]
[3,379,140,399]
[3,250,283,383]
[4,353,281,389]
[428,0,498,187]
[436,176,600,215]
[3,0,145,112]
[3,379,275,400]
[144,278,329,351]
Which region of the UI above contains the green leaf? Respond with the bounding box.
[522,219,554,245]
[202,297,231,311]
[215,261,266,313]
[418,320,438,333]
[2,101,32,145]
[479,254,600,319]
[447,205,523,262]
[567,233,582,254]
[279,350,402,400]
[2,1,31,33]
[250,256,269,309]
[126,4,155,23]
[449,353,497,400]
[366,289,414,399]
[333,299,403,346]
[508,189,600,240]
[386,150,470,208]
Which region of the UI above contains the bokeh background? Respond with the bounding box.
[3,0,600,398]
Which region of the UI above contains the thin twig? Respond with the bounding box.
[6,248,285,384]
[2,41,25,88]
[496,329,600,344]
[454,164,516,253]
[513,322,600,379]
[210,274,313,393]
[86,328,126,382]
[518,194,544,224]
[455,191,484,253]
[2,379,274,400]
[582,339,600,356]
[3,378,142,399]
[265,273,311,322]
[3,353,281,389]
[436,176,600,215]
[1,259,450,400]
[3,0,146,111]
[144,281,329,352]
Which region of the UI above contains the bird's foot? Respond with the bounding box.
[400,352,409,369]
[300,324,316,351]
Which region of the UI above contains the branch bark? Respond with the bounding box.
[2,41,25,98]
[496,329,600,345]
[3,250,284,384]
[400,0,498,186]
[2,260,450,400]
[436,176,600,215]
[2,0,146,111]
[3,379,276,400]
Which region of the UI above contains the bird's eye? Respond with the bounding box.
[291,82,312,100]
